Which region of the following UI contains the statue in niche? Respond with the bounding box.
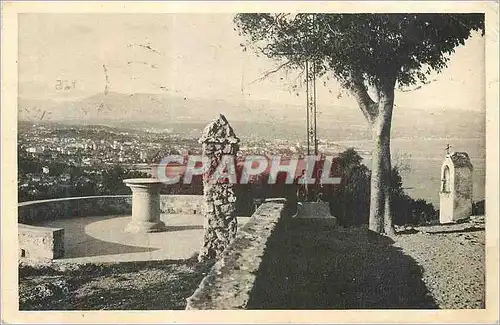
[442,165,451,193]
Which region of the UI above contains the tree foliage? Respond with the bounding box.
[234,13,484,90]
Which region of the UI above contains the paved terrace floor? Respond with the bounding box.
[36,214,250,264]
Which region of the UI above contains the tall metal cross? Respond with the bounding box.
[446,144,451,155]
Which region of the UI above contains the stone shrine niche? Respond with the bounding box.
[439,152,473,224]
[442,165,451,193]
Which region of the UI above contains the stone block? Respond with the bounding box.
[18,224,64,260]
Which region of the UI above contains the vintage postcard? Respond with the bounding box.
[1,1,499,324]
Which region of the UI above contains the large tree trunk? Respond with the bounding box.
[383,144,395,236]
[369,123,386,233]
[368,87,395,234]
[350,73,397,235]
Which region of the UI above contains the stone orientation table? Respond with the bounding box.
[123,178,167,233]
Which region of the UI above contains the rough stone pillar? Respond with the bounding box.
[198,114,240,262]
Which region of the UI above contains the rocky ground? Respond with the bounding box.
[19,255,213,310]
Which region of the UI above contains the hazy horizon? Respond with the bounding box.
[19,13,485,117]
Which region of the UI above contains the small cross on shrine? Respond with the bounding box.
[445,144,451,155]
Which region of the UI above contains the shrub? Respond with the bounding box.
[234,184,256,216]
[472,200,485,215]
[328,148,371,226]
[392,194,438,226]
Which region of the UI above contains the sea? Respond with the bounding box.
[335,137,486,208]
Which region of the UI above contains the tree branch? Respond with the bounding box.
[349,74,378,124]
[369,83,381,103]
[249,60,293,84]
[398,78,436,92]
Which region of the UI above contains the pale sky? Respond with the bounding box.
[18,13,485,111]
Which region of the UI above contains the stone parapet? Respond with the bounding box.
[185,198,289,310]
[18,195,205,225]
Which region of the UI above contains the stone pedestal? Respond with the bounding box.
[123,178,166,233]
[292,201,338,227]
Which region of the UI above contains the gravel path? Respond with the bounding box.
[394,224,485,309]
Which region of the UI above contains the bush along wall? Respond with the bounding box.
[328,148,438,227]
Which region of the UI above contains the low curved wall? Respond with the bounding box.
[18,195,205,225]
[185,198,291,310]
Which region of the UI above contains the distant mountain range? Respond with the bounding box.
[18,92,313,125]
[18,92,485,141]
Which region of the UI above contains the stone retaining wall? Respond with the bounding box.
[18,195,205,225]
[185,198,291,310]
